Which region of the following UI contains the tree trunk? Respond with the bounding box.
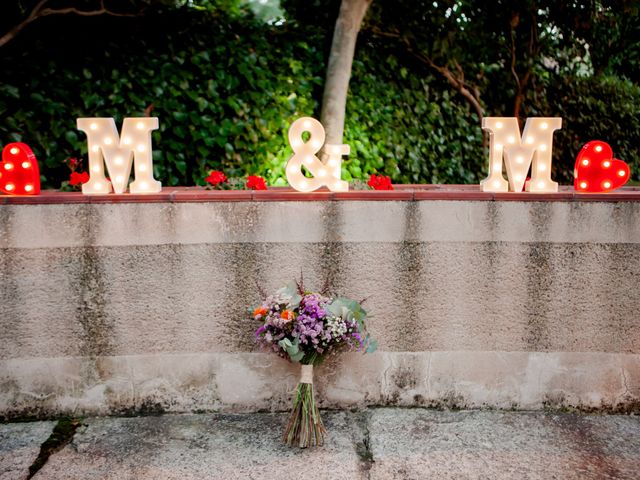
[320,0,372,145]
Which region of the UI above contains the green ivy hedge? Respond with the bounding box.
[0,10,638,188]
[542,74,640,184]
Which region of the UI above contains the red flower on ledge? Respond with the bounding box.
[246,175,267,190]
[69,171,90,186]
[367,174,394,190]
[205,170,227,186]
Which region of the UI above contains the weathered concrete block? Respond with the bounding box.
[0,421,54,480]
[368,409,640,479]
[1,200,639,416]
[34,413,366,480]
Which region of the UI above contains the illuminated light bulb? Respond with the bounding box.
[492,163,502,173]
[299,179,308,189]
[25,184,33,192]
[492,180,501,188]
[4,163,13,170]
[538,164,547,172]
[540,122,548,130]
[90,123,98,131]
[138,164,147,172]
[6,183,14,191]
[123,137,132,145]
[514,174,523,182]
[495,121,503,129]
[507,136,515,144]
[302,120,312,129]
[618,170,626,177]
[526,137,534,144]
[137,144,146,152]
[328,158,338,167]
[318,169,327,177]
[94,182,102,190]
[303,155,312,165]
[603,181,611,189]
[291,139,302,149]
[603,161,611,168]
[579,182,587,189]
[595,145,603,153]
[333,182,342,190]
[139,181,148,190]
[104,137,113,145]
[115,175,124,183]
[287,165,297,175]
[92,165,101,173]
[92,145,99,153]
[537,181,545,189]
[582,159,589,166]
[538,144,547,152]
[310,140,322,150]
[495,143,503,151]
[136,121,145,130]
[516,156,524,164]
[115,156,123,166]
[21,161,31,169]
[9,147,19,155]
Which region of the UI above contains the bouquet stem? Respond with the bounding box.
[283,364,326,448]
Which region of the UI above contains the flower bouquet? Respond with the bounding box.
[254,278,377,448]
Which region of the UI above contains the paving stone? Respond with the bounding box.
[35,412,367,480]
[368,409,640,479]
[27,409,640,480]
[0,421,54,480]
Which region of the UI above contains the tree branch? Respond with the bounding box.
[369,26,484,121]
[0,0,140,49]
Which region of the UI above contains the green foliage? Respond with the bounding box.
[541,75,640,183]
[344,50,483,184]
[1,2,639,188]
[0,11,324,187]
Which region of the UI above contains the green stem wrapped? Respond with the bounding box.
[283,365,326,448]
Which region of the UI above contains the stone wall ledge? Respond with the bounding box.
[1,351,638,420]
[3,185,640,204]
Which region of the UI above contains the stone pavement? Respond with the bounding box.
[1,409,639,480]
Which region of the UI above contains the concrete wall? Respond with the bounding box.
[1,199,639,419]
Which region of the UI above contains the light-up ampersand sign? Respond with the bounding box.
[77,117,161,194]
[285,117,349,192]
[481,117,562,193]
[0,143,40,195]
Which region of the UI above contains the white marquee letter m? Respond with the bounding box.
[77,117,161,194]
[481,117,562,193]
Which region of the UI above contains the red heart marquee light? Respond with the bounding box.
[0,143,41,195]
[574,140,630,193]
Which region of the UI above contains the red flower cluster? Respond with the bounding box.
[246,175,267,190]
[205,170,227,186]
[69,171,90,186]
[367,174,394,190]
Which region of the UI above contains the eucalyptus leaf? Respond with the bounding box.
[365,339,378,354]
